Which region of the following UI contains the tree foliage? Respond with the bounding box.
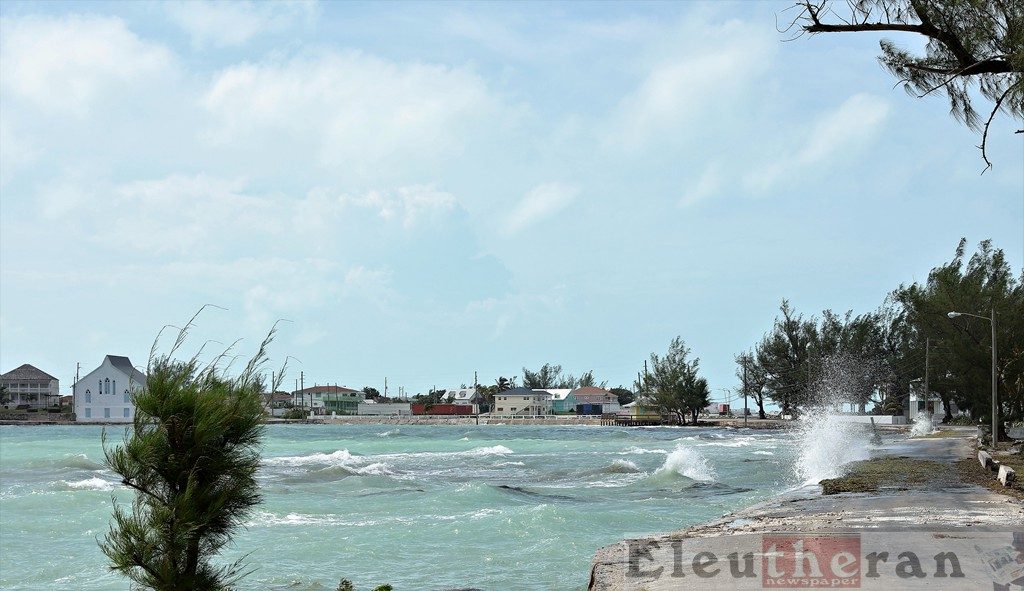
[642,337,711,425]
[739,239,1023,429]
[789,0,1023,170]
[521,363,606,389]
[892,238,1023,427]
[101,316,282,591]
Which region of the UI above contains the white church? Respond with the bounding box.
[74,355,147,422]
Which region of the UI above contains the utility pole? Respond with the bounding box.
[300,372,305,413]
[73,362,80,414]
[384,376,388,399]
[743,356,749,427]
[474,371,478,387]
[991,308,998,445]
[924,337,930,417]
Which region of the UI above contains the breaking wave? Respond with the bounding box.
[909,413,938,437]
[30,453,105,471]
[263,449,357,467]
[794,409,871,484]
[461,445,513,457]
[652,446,717,482]
[60,477,116,491]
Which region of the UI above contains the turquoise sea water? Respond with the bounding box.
[0,424,799,590]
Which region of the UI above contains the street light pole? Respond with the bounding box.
[947,309,998,445]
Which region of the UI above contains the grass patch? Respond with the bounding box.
[919,429,969,439]
[820,456,951,495]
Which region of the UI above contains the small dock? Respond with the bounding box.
[602,414,668,427]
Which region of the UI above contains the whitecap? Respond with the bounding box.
[263,449,356,467]
[61,477,116,491]
[461,445,513,457]
[653,445,717,482]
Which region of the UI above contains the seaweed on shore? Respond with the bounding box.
[819,456,951,495]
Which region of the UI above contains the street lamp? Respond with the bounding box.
[947,309,998,444]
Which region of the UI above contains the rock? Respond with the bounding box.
[997,465,1016,487]
[978,450,994,470]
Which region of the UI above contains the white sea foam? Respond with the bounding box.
[263,449,357,466]
[752,450,775,456]
[606,459,641,473]
[654,445,717,482]
[462,445,513,457]
[621,446,668,455]
[376,429,401,438]
[62,477,116,491]
[909,413,938,437]
[794,409,871,484]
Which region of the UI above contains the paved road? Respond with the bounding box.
[588,429,1024,590]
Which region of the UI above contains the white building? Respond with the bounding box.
[0,364,60,408]
[444,387,484,409]
[491,387,552,416]
[74,355,146,422]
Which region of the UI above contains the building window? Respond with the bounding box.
[112,380,116,396]
[104,378,110,395]
[85,392,91,403]
[124,393,129,403]
[84,408,91,418]
[124,408,130,418]
[104,407,111,418]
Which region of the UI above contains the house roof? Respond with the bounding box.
[503,387,551,398]
[571,386,613,396]
[534,388,572,401]
[106,356,147,384]
[293,385,361,395]
[573,387,617,404]
[1,364,57,382]
[446,388,480,401]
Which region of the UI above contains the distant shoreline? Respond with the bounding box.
[0,415,800,428]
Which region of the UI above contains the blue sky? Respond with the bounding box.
[1,1,1021,400]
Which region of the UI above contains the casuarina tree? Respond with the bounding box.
[644,337,711,425]
[101,313,284,591]
[787,0,1023,170]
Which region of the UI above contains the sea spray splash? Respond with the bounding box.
[654,445,717,482]
[794,408,871,484]
[909,412,938,437]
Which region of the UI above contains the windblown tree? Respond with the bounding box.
[892,238,1024,432]
[789,0,1023,170]
[101,317,284,591]
[643,337,711,425]
[735,352,769,419]
[521,363,604,389]
[754,300,819,414]
[521,363,569,389]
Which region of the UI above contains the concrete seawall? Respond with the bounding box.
[588,429,1024,590]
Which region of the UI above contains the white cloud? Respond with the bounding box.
[610,20,775,150]
[38,174,464,257]
[201,50,503,176]
[744,93,890,192]
[0,15,174,116]
[679,163,722,207]
[165,0,317,48]
[504,182,580,235]
[345,185,457,228]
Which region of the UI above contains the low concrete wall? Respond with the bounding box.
[0,412,74,422]
[835,414,907,425]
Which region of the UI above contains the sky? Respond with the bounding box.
[1,1,1021,401]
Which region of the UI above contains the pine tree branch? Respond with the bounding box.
[978,81,1020,173]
